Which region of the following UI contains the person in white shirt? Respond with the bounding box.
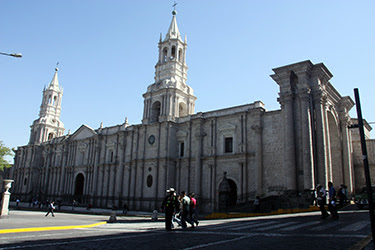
[316,184,329,219]
[45,201,55,217]
[180,191,195,228]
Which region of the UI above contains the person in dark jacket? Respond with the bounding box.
[161,188,179,231]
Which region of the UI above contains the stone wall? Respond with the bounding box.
[352,139,375,193]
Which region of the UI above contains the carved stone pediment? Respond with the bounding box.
[70,124,96,141]
[176,130,188,139]
[219,123,236,133]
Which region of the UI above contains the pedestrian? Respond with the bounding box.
[161,188,179,231]
[57,200,63,210]
[189,193,199,226]
[180,191,195,228]
[254,196,260,213]
[86,203,93,210]
[123,203,128,214]
[338,184,347,208]
[316,184,329,219]
[16,198,20,207]
[45,201,55,217]
[328,182,339,219]
[72,200,77,211]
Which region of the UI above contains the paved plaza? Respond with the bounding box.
[0,202,374,249]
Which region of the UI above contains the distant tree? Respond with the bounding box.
[0,141,13,171]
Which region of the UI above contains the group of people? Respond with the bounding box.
[316,181,342,220]
[161,188,199,231]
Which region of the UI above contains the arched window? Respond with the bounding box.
[147,175,153,188]
[179,102,187,117]
[171,46,176,59]
[48,133,54,140]
[48,94,52,104]
[163,48,168,62]
[151,101,161,123]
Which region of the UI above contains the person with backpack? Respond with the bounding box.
[45,201,55,217]
[161,188,179,231]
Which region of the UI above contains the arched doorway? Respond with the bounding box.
[74,173,84,203]
[218,172,237,211]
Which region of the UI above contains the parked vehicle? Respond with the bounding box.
[354,186,375,209]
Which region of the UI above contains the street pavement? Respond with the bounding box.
[0,202,373,249]
[0,201,158,232]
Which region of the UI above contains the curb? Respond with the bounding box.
[0,221,107,234]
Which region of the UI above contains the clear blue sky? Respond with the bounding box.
[1,1,374,163]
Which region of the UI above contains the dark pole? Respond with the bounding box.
[354,88,375,241]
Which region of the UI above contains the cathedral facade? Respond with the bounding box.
[10,12,368,213]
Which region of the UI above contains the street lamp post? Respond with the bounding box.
[0,52,22,58]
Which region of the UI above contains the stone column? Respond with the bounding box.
[279,93,297,190]
[298,89,314,191]
[1,179,14,217]
[340,112,354,193]
[251,122,263,195]
[195,118,205,198]
[323,106,332,182]
[313,92,329,188]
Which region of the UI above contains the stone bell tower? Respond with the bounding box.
[29,66,65,144]
[142,10,197,124]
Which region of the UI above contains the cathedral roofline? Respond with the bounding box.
[271,60,333,80]
[177,101,266,123]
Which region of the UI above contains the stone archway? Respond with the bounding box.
[74,173,84,203]
[218,172,237,211]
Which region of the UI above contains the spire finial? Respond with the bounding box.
[124,117,129,127]
[55,62,59,71]
[172,2,177,15]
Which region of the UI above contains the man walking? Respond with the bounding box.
[328,182,339,219]
[45,201,55,217]
[181,191,195,228]
[161,188,179,231]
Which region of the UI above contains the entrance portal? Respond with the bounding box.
[218,172,237,211]
[74,173,84,202]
